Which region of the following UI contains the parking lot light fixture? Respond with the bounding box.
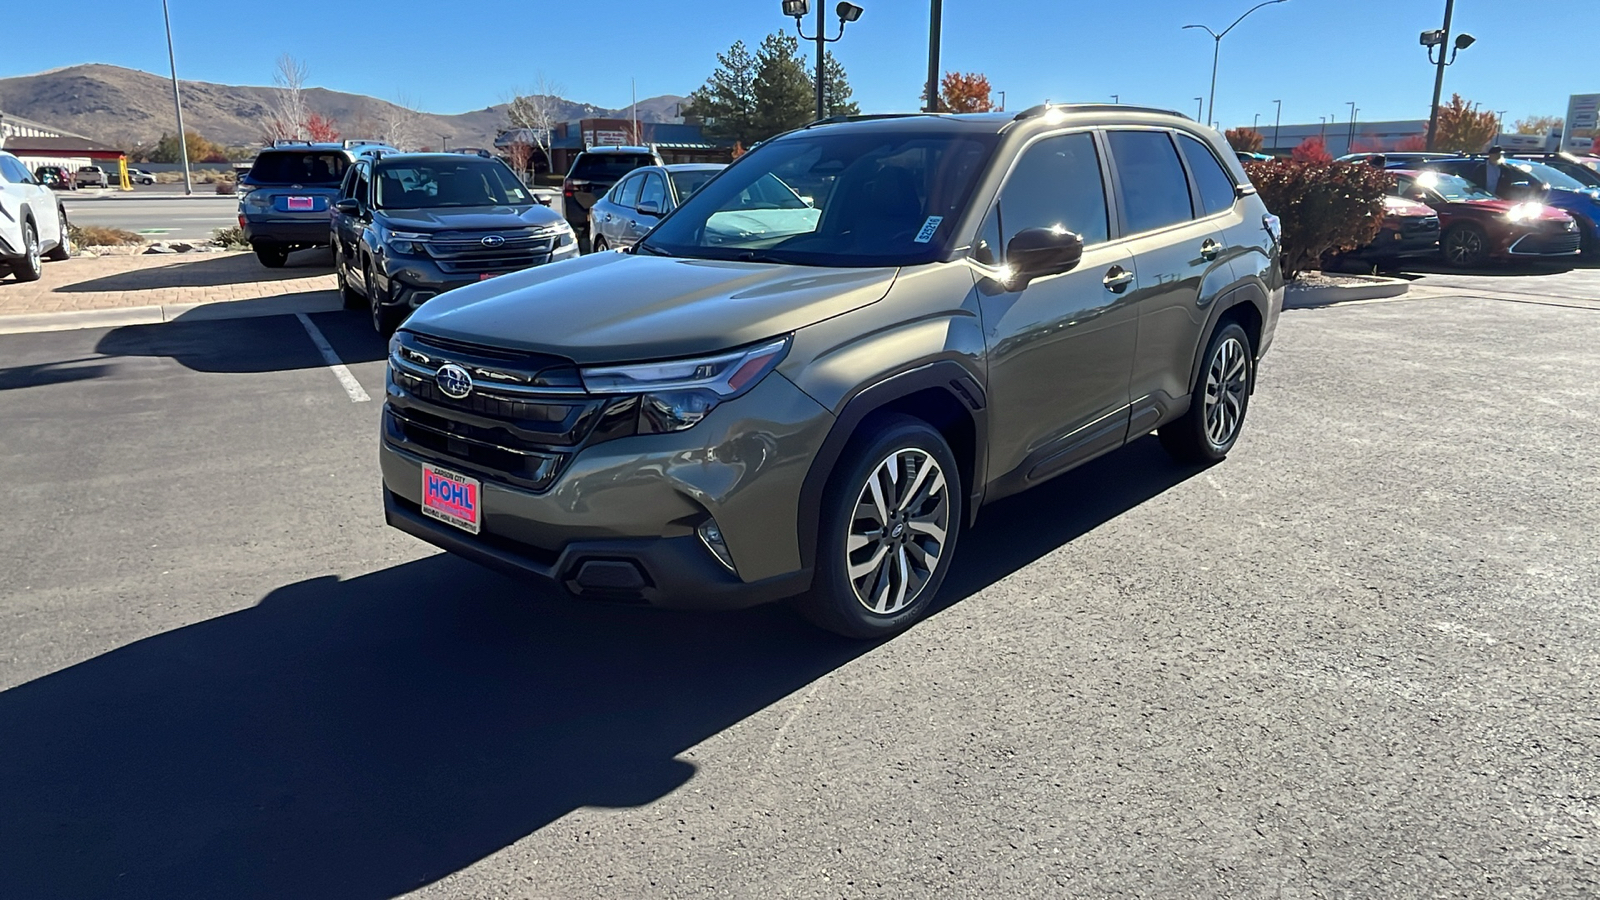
[1272,99,1282,153]
[1423,0,1475,151]
[1183,0,1289,130]
[786,0,864,120]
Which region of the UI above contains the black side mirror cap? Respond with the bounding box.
[1004,227,1085,288]
[334,198,362,216]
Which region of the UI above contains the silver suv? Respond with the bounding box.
[380,106,1283,638]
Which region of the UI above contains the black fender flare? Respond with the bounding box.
[1185,282,1269,396]
[795,358,988,572]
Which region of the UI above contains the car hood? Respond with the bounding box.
[404,252,899,364]
[1434,198,1571,221]
[378,205,564,232]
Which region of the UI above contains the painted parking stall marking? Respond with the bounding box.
[294,312,371,402]
[422,464,481,534]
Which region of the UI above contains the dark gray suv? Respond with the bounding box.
[380,106,1283,638]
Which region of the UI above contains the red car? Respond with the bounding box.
[1391,168,1580,267]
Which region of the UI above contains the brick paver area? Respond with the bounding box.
[0,251,337,317]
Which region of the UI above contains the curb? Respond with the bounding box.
[1283,276,1410,310]
[0,293,343,335]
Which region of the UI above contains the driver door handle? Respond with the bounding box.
[1200,239,1221,261]
[1103,266,1135,293]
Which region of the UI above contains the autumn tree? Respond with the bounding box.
[150,130,228,163]
[939,71,993,113]
[1291,136,1332,164]
[1514,114,1563,135]
[305,112,340,142]
[1395,134,1429,152]
[1432,94,1498,154]
[1225,128,1263,153]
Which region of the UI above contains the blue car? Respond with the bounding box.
[238,139,393,268]
[1422,157,1600,255]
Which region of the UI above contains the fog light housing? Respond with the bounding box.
[698,519,736,572]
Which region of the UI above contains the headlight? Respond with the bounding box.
[387,231,429,254]
[547,221,576,249]
[580,337,790,432]
[1504,202,1544,223]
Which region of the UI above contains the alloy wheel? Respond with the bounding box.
[1445,229,1484,267]
[1204,336,1248,449]
[845,448,951,616]
[366,262,383,332]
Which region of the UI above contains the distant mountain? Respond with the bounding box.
[0,64,686,151]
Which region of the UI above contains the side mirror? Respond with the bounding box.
[1005,227,1084,288]
[636,198,662,216]
[334,198,363,216]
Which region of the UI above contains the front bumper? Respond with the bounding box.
[1506,230,1582,257]
[376,243,580,309]
[379,370,833,609]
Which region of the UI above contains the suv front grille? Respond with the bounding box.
[422,230,557,274]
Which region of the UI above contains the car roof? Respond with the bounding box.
[580,146,655,154]
[790,104,1196,139]
[661,163,723,172]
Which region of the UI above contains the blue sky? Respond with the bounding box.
[9,0,1596,130]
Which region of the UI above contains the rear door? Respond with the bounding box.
[332,161,370,274]
[599,174,643,247]
[1105,129,1235,426]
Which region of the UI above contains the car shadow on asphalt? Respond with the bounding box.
[95,309,388,373]
[0,356,115,391]
[57,248,334,292]
[0,435,1201,900]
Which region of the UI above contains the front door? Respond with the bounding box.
[332,162,370,279]
[979,130,1138,488]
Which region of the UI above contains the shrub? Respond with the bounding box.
[1225,127,1264,153]
[1242,159,1391,280]
[69,224,144,246]
[211,226,249,249]
[1395,134,1429,152]
[1291,136,1333,164]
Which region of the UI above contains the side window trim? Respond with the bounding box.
[1173,132,1235,221]
[1102,127,1202,238]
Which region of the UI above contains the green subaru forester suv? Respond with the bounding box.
[380,105,1284,638]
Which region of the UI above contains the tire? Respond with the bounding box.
[796,414,963,640]
[366,259,400,335]
[254,244,289,268]
[592,235,609,253]
[12,220,43,282]
[1159,321,1253,465]
[337,257,364,310]
[44,211,71,261]
[1441,223,1489,268]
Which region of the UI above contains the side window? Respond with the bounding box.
[339,164,358,199]
[639,173,667,210]
[1,157,32,183]
[970,204,1002,265]
[996,132,1109,249]
[353,164,371,205]
[1107,130,1195,234]
[616,174,643,209]
[1178,134,1238,217]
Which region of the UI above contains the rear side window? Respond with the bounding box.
[571,153,654,181]
[615,173,643,208]
[1107,131,1195,234]
[997,132,1109,247]
[248,151,349,185]
[1178,135,1238,216]
[639,173,667,210]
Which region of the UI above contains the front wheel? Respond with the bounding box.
[1159,321,1253,465]
[1442,224,1490,268]
[366,259,400,335]
[797,414,962,639]
[12,221,43,282]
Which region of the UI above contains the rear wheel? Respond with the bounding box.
[1442,224,1489,268]
[337,256,363,309]
[592,235,609,253]
[797,414,962,640]
[1159,321,1253,465]
[254,243,289,268]
[12,221,43,282]
[44,209,71,261]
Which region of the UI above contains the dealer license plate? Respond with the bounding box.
[286,195,314,211]
[422,463,481,534]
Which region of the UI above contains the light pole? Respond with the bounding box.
[1272,99,1282,153]
[923,0,941,113]
[1252,112,1260,132]
[1111,94,1119,104]
[1319,116,1327,142]
[785,1,865,120]
[440,134,451,151]
[1420,0,1476,150]
[1346,101,1357,155]
[160,0,191,195]
[1183,0,1290,129]
[997,91,1006,111]
[1195,97,1204,121]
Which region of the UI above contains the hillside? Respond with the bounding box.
[0,64,685,151]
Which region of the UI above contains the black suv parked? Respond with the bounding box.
[330,152,577,333]
[380,106,1284,637]
[561,146,662,250]
[238,140,392,267]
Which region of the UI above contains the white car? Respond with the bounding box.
[0,151,69,282]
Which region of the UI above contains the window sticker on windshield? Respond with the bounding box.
[914,216,943,243]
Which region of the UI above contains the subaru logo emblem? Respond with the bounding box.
[435,364,474,399]
[481,235,506,248]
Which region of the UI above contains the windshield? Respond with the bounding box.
[1546,160,1600,187]
[1509,160,1590,192]
[641,130,999,267]
[248,151,349,185]
[373,159,532,209]
[668,168,721,201]
[570,154,655,182]
[1406,171,1494,202]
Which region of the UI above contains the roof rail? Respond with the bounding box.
[271,139,314,147]
[343,139,386,149]
[1012,102,1188,122]
[804,113,940,129]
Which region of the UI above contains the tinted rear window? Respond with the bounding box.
[247,151,350,185]
[570,154,655,182]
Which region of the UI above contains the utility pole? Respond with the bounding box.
[925,0,942,112]
[160,0,191,195]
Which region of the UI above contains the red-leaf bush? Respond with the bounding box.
[1242,159,1392,279]
[1291,136,1333,164]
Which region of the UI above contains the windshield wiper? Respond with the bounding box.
[732,250,791,264]
[634,242,671,256]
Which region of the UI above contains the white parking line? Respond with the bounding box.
[295,313,371,402]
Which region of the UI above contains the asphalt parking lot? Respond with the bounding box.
[1,276,1597,898]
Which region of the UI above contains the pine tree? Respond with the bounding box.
[684,40,760,147]
[820,52,859,118]
[752,32,813,139]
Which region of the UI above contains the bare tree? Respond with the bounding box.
[265,53,310,142]
[378,93,424,151]
[504,139,535,183]
[505,73,565,177]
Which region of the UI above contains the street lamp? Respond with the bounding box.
[997,90,1006,111]
[923,0,941,113]
[1253,112,1260,132]
[1195,97,1204,121]
[160,0,191,195]
[1346,102,1358,155]
[1420,0,1476,150]
[784,1,865,120]
[1272,99,1282,153]
[1183,0,1290,130]
[1319,116,1327,142]
[1111,94,1119,104]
